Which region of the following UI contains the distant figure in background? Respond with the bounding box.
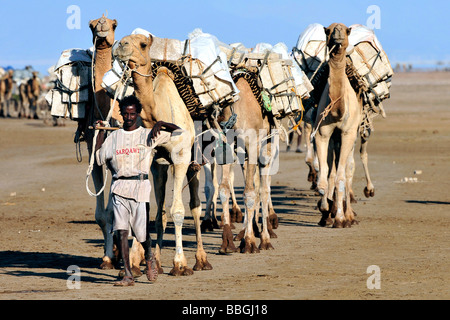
[0,70,14,118]
[286,123,303,153]
[27,71,41,119]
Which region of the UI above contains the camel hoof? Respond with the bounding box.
[269,213,279,230]
[100,260,115,270]
[240,237,260,254]
[219,246,239,255]
[230,207,243,223]
[268,229,278,239]
[169,265,194,276]
[343,220,352,228]
[234,230,245,242]
[332,220,344,228]
[193,259,213,271]
[318,217,333,227]
[220,225,239,255]
[259,241,274,251]
[118,267,142,278]
[201,219,216,232]
[100,256,117,270]
[364,187,375,198]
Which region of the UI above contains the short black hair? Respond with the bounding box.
[119,95,142,114]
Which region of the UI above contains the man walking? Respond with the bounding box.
[95,95,180,286]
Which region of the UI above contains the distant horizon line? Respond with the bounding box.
[1,59,449,76]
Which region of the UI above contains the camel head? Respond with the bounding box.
[89,14,118,48]
[114,34,153,70]
[324,23,351,53]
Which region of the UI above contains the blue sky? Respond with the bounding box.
[1,0,449,75]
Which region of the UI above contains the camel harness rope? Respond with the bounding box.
[310,94,342,141]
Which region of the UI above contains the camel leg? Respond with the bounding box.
[129,238,145,278]
[315,128,333,218]
[333,131,358,228]
[258,140,276,250]
[229,163,243,223]
[233,161,249,242]
[218,163,239,254]
[360,137,375,198]
[187,166,212,271]
[259,170,274,250]
[347,143,357,203]
[169,162,192,276]
[240,162,259,254]
[304,121,318,190]
[201,161,219,232]
[253,165,261,238]
[91,161,116,269]
[151,161,168,274]
[267,175,278,232]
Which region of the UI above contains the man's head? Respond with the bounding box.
[119,95,142,131]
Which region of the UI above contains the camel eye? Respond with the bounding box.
[140,42,147,49]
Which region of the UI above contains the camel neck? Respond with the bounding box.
[94,47,112,90]
[92,46,113,119]
[328,49,347,99]
[132,67,157,125]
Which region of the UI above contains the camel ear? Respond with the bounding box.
[88,20,95,31]
[147,34,153,47]
[112,19,118,30]
[347,27,351,36]
[324,27,331,36]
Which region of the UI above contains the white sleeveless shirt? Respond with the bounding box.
[96,126,171,202]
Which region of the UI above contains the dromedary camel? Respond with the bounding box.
[84,15,119,269]
[302,61,375,201]
[114,33,212,276]
[314,23,362,228]
[0,70,14,118]
[216,72,278,254]
[27,71,41,119]
[18,81,30,119]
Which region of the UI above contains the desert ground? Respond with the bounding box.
[0,71,449,303]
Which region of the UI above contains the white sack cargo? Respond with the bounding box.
[183,29,239,107]
[293,23,328,77]
[230,42,313,118]
[347,24,394,98]
[46,49,92,119]
[124,28,239,108]
[293,23,393,110]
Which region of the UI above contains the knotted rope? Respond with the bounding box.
[310,94,342,141]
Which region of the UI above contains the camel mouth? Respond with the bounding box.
[332,37,345,45]
[113,44,132,62]
[96,31,109,38]
[114,50,133,64]
[115,53,132,63]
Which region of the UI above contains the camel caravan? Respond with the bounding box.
[46,14,393,279]
[0,65,55,120]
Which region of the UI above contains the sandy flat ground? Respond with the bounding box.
[0,71,449,302]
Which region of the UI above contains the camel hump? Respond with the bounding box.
[156,67,175,81]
